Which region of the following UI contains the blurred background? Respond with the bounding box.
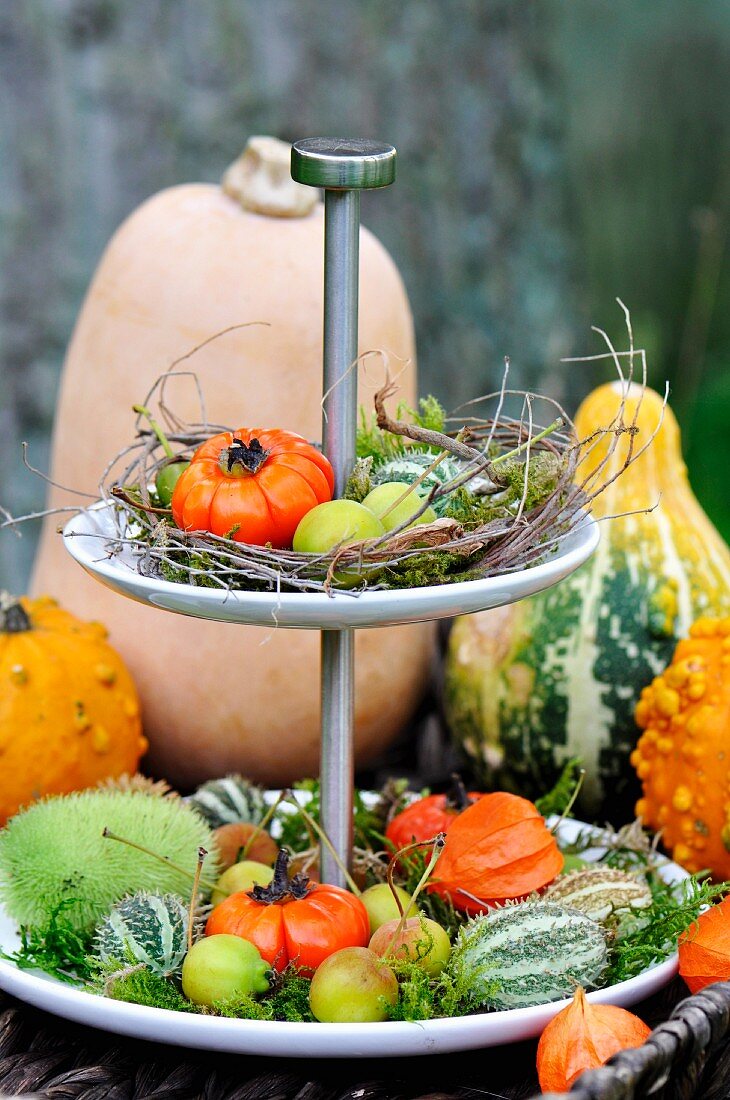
[1,0,729,591]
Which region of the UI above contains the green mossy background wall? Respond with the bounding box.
[1,0,728,590]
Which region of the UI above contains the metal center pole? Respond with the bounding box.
[291,138,396,886]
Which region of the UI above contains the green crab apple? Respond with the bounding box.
[308,946,398,1022]
[361,482,437,532]
[360,883,417,935]
[181,934,270,1005]
[369,916,452,977]
[293,499,385,553]
[210,859,274,908]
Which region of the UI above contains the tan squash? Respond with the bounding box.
[32,137,434,789]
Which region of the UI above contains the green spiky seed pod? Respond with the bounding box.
[95,892,189,977]
[542,867,653,925]
[188,775,267,828]
[448,902,608,1010]
[0,790,216,934]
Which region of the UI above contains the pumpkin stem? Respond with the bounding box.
[0,594,31,634]
[222,136,318,219]
[249,848,313,904]
[220,438,270,478]
[445,773,474,813]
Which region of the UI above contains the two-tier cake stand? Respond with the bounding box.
[2,138,691,1060]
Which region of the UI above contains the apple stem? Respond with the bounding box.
[283,792,362,896]
[132,404,175,459]
[380,834,445,959]
[101,827,218,893]
[188,846,207,952]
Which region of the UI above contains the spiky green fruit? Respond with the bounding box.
[543,867,652,925]
[188,775,267,828]
[0,790,216,933]
[448,902,608,1010]
[94,892,189,977]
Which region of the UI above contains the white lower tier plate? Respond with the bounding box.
[0,819,688,1058]
[62,504,599,629]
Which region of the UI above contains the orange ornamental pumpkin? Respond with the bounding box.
[0,595,147,821]
[171,429,334,546]
[31,136,434,788]
[429,791,563,914]
[205,850,370,975]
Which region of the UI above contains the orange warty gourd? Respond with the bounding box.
[536,987,651,1093]
[633,617,730,877]
[0,595,147,822]
[31,136,434,788]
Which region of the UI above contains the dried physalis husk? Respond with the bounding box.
[536,986,651,1093]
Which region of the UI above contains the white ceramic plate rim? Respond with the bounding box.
[0,818,688,1058]
[62,503,600,629]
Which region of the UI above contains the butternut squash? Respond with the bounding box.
[32,137,434,788]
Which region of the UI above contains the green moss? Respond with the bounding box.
[356,396,446,463]
[101,963,195,1013]
[213,971,314,1022]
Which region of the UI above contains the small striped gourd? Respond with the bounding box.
[448,902,608,1010]
[95,892,189,977]
[543,867,652,925]
[444,384,730,816]
[188,775,267,828]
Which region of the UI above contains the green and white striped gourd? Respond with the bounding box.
[449,902,608,1010]
[542,867,652,925]
[95,892,189,977]
[372,454,472,515]
[188,774,267,828]
[444,385,730,817]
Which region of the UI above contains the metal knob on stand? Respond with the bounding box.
[291,138,397,886]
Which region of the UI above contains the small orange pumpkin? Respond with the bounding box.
[171,428,334,548]
[206,850,370,975]
[0,594,147,822]
[633,617,730,876]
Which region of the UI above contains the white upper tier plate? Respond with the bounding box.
[62,504,599,630]
[0,818,687,1058]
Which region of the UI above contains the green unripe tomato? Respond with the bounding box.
[182,934,269,1006]
[309,946,398,1023]
[211,860,274,908]
[155,460,189,507]
[361,482,437,532]
[360,883,417,935]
